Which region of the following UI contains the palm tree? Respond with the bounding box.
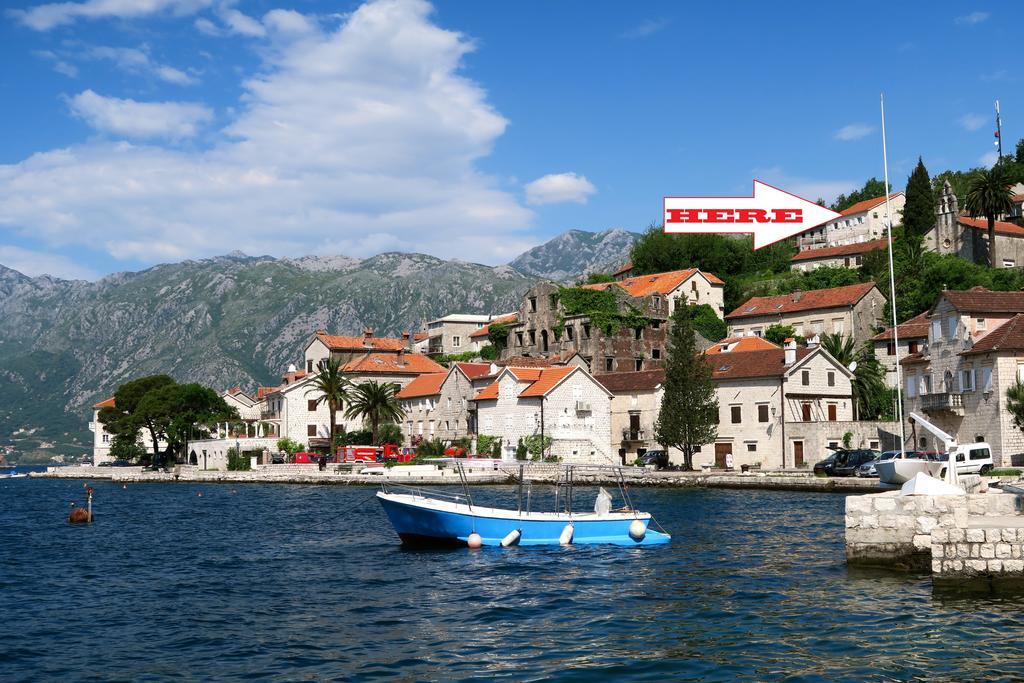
[345,380,405,445]
[964,165,1014,268]
[306,356,353,457]
[819,333,887,419]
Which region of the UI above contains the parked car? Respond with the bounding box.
[813,453,839,476]
[930,443,995,476]
[270,452,286,464]
[857,450,929,477]
[832,449,881,477]
[637,450,669,469]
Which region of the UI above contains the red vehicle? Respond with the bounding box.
[337,444,415,464]
[293,451,320,464]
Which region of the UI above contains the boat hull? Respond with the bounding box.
[876,459,941,485]
[376,492,670,547]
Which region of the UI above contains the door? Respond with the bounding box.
[793,441,804,468]
[827,404,837,421]
[802,403,812,421]
[715,442,731,469]
[629,413,641,439]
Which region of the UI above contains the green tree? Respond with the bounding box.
[831,178,889,213]
[1007,382,1024,434]
[305,356,352,456]
[582,272,615,284]
[522,434,553,461]
[108,432,146,462]
[902,157,935,240]
[655,307,718,470]
[344,380,405,446]
[764,324,797,346]
[98,375,176,463]
[965,165,1014,268]
[785,265,863,293]
[376,422,403,446]
[276,437,302,456]
[819,333,887,419]
[687,303,727,342]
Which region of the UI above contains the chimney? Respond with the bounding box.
[315,329,327,335]
[397,347,406,365]
[363,328,374,346]
[402,330,413,351]
[791,289,803,303]
[783,338,796,366]
[808,334,820,349]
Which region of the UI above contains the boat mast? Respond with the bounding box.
[881,93,907,453]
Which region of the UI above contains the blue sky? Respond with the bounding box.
[0,0,1019,280]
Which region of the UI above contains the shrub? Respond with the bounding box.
[276,437,302,456]
[227,447,250,471]
[687,304,727,342]
[476,434,502,457]
[522,435,552,461]
[376,423,403,446]
[479,344,500,361]
[985,468,1022,477]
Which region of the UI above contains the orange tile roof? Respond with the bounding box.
[315,331,406,351]
[958,216,1024,238]
[413,332,428,342]
[93,397,115,409]
[725,282,878,320]
[518,367,578,397]
[838,192,902,217]
[473,381,500,401]
[396,372,446,398]
[454,362,492,380]
[871,311,930,342]
[257,386,278,399]
[469,313,518,339]
[791,237,891,262]
[614,261,634,276]
[342,352,445,375]
[582,268,725,297]
[704,336,780,354]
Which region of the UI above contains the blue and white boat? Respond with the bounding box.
[376,462,670,547]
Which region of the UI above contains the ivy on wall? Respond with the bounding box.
[556,286,649,335]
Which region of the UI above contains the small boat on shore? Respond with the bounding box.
[876,457,939,485]
[376,461,670,547]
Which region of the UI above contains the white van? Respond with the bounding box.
[932,442,994,477]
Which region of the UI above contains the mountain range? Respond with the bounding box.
[0,229,637,457]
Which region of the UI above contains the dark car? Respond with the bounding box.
[832,449,882,477]
[813,453,839,476]
[638,450,669,469]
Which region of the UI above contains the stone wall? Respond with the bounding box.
[932,525,1024,579]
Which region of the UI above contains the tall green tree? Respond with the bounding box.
[655,307,718,470]
[902,157,935,240]
[965,165,1014,268]
[344,380,405,445]
[819,333,887,419]
[831,178,889,212]
[1007,382,1024,434]
[98,375,176,463]
[306,356,353,454]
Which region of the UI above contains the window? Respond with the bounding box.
[731,406,742,423]
[516,332,524,346]
[977,318,987,331]
[827,371,835,387]
[528,330,536,345]
[634,328,643,340]
[752,328,762,337]
[1004,259,1016,268]
[566,326,574,341]
[922,374,932,394]
[909,341,920,354]
[827,404,837,421]
[886,342,896,356]
[906,375,917,398]
[960,369,976,392]
[308,399,317,412]
[529,297,537,312]
[452,336,461,348]
[651,320,661,330]
[605,358,615,372]
[811,320,824,335]
[946,316,958,339]
[583,324,591,339]
[746,442,757,452]
[635,358,643,371]
[652,348,661,360]
[1018,364,1024,384]
[869,440,879,450]
[758,404,769,422]
[307,360,313,373]
[102,434,109,443]
[307,424,317,437]
[802,403,812,421]
[429,420,435,435]
[981,367,993,392]
[802,370,810,386]
[831,318,844,334]
[970,447,991,461]
[931,319,942,341]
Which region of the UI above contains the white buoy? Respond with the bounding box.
[500,529,521,547]
[467,532,483,549]
[559,523,574,545]
[629,519,646,541]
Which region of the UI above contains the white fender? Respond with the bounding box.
[467,532,483,549]
[501,529,521,547]
[559,523,574,545]
[629,519,647,541]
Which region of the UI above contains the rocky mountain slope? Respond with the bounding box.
[0,230,635,452]
[508,228,639,282]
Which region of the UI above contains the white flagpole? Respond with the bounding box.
[881,93,907,453]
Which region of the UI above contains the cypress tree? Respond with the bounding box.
[655,308,718,470]
[902,157,935,240]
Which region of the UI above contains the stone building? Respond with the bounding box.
[467,313,517,352]
[926,180,1024,268]
[303,329,409,373]
[595,370,664,465]
[871,312,928,388]
[902,288,1024,466]
[501,268,724,375]
[425,314,512,355]
[790,238,890,272]
[396,362,492,445]
[726,282,885,345]
[797,192,904,251]
[473,365,614,463]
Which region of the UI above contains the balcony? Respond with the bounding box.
[622,429,646,442]
[260,410,279,420]
[921,392,964,416]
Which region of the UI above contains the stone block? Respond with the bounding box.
[967,528,986,543]
[953,508,969,528]
[949,528,966,543]
[1014,546,1022,559]
[845,516,858,528]
[989,560,1003,573]
[932,558,943,574]
[968,498,988,516]
[952,560,963,572]
[997,543,1012,559]
[916,516,938,534]
[1003,529,1018,543]
[981,544,995,559]
[874,497,896,511]
[968,559,988,573]
[987,528,1002,543]
[862,514,878,529]
[1018,529,1024,543]
[957,543,971,558]
[879,515,896,529]
[913,534,932,551]
[932,528,949,543]
[933,543,945,558]
[846,495,873,514]
[1003,559,1024,573]
[971,545,980,558]
[896,515,915,530]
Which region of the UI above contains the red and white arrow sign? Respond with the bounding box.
[663,180,842,249]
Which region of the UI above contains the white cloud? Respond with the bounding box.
[12,0,213,31]
[754,166,857,206]
[0,0,534,268]
[979,151,1000,167]
[33,49,78,77]
[67,90,213,139]
[0,246,99,280]
[84,45,198,85]
[834,123,875,141]
[959,113,987,131]
[524,173,597,205]
[218,5,265,37]
[956,11,990,25]
[620,18,669,40]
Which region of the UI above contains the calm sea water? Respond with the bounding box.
[3,479,1024,682]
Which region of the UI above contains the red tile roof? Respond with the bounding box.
[413,332,428,342]
[725,282,878,320]
[342,352,445,375]
[93,397,115,409]
[582,268,725,297]
[958,216,1024,238]
[704,336,780,354]
[871,311,930,342]
[454,362,492,380]
[469,314,518,339]
[838,192,902,217]
[596,369,665,393]
[256,386,278,399]
[396,373,446,398]
[899,352,928,366]
[962,313,1024,356]
[940,288,1024,314]
[614,261,634,276]
[473,381,500,401]
[315,331,406,351]
[706,347,813,379]
[791,237,891,263]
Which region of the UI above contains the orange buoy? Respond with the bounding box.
[68,507,91,524]
[467,532,483,549]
